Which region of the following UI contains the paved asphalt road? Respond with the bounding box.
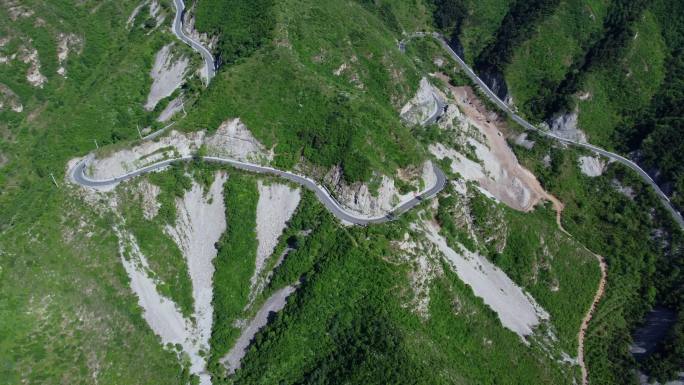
[404,32,684,229]
[70,13,449,226]
[424,91,447,125]
[172,0,215,81]
[71,154,446,225]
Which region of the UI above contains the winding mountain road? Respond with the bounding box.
[401,32,684,385]
[171,0,215,81]
[71,154,446,225]
[406,32,684,229]
[69,2,447,225]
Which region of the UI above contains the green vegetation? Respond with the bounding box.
[119,169,195,317]
[473,0,560,74]
[0,1,192,383]
[225,191,575,384]
[147,165,194,223]
[503,0,609,119]
[436,181,599,353]
[499,206,599,353]
[187,0,425,182]
[577,9,666,147]
[513,130,683,385]
[615,0,684,214]
[430,0,513,63]
[358,0,434,35]
[209,173,258,370]
[194,0,275,64]
[640,308,684,382]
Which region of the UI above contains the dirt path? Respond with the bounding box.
[577,250,607,385]
[452,85,605,384]
[446,85,567,223]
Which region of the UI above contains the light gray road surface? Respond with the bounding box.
[172,0,215,81]
[70,22,447,226]
[70,154,446,225]
[424,91,447,125]
[403,32,684,229]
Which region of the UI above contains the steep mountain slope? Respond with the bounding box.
[430,1,684,381]
[2,1,681,385]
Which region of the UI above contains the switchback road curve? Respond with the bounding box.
[70,9,447,225]
[172,0,215,81]
[70,154,446,225]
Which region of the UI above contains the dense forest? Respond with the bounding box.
[532,0,651,120]
[617,0,684,213]
[472,0,559,75]
[194,0,275,65]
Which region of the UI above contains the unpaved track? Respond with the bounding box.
[401,32,616,385]
[577,252,607,385]
[403,32,684,230]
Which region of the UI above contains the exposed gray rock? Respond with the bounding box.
[549,110,587,143]
[578,155,605,177]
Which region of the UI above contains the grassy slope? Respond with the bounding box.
[500,205,599,353]
[225,192,573,385]
[0,1,192,383]
[577,9,666,148]
[184,0,424,181]
[210,173,259,369]
[436,183,599,356]
[118,169,196,318]
[458,0,513,63]
[512,131,682,385]
[504,0,609,117]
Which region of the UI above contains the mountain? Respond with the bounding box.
[0,1,682,385]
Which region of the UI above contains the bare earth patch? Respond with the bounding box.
[85,118,270,180]
[326,161,437,218]
[431,86,562,215]
[247,181,300,306]
[18,44,47,88]
[578,155,605,177]
[400,77,438,125]
[117,173,227,385]
[56,32,82,77]
[220,285,297,374]
[0,83,22,112]
[145,44,189,111]
[157,96,184,122]
[548,110,587,143]
[422,220,550,338]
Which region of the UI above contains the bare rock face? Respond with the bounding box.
[578,155,605,177]
[145,44,189,111]
[204,118,273,163]
[86,118,271,179]
[4,0,34,21]
[156,96,183,122]
[325,161,435,218]
[56,32,83,77]
[480,69,509,102]
[0,83,23,112]
[18,44,47,88]
[400,77,437,125]
[549,110,587,143]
